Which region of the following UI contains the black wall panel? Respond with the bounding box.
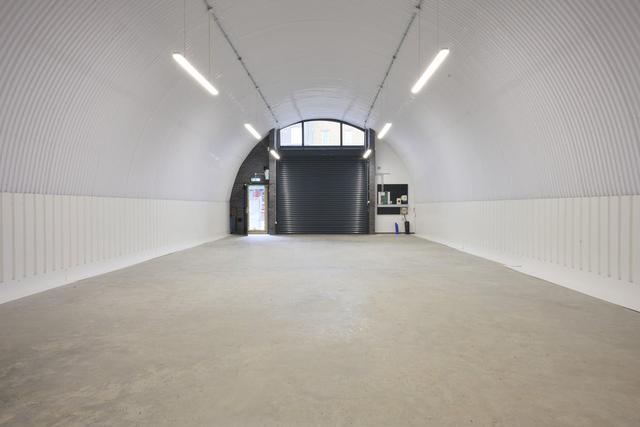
[277,155,369,234]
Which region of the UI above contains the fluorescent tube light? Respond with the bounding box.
[269,149,281,160]
[244,123,261,140]
[410,48,450,94]
[172,53,219,96]
[378,123,392,139]
[363,149,372,159]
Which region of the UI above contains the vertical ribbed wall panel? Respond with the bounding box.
[0,192,228,303]
[415,196,640,311]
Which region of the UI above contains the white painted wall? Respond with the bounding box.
[415,196,640,311]
[374,141,415,233]
[0,193,228,304]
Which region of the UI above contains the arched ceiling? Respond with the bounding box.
[1,0,639,202]
[388,0,640,201]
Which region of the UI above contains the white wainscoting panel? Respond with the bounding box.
[0,193,228,303]
[415,196,640,311]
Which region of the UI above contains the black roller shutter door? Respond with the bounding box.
[277,155,369,234]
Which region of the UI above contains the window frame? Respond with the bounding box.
[340,122,366,147]
[278,122,303,147]
[278,119,366,150]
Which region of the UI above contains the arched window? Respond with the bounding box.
[279,120,365,148]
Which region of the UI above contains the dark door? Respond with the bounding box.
[276,155,368,233]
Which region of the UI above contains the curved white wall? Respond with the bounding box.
[0,0,272,201]
[4,0,637,202]
[385,0,640,201]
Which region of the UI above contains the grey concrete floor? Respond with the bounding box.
[1,235,640,426]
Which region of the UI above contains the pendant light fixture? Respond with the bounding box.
[411,0,449,94]
[173,0,219,96]
[244,123,261,140]
[269,149,281,160]
[378,123,392,139]
[410,49,449,94]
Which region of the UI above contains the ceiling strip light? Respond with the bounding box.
[172,53,219,96]
[378,123,392,139]
[244,123,262,140]
[410,48,449,94]
[269,149,281,160]
[363,149,372,159]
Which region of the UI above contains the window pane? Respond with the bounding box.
[342,124,365,146]
[247,185,266,232]
[280,123,302,146]
[304,121,340,146]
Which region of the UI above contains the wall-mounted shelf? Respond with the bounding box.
[377,184,408,215]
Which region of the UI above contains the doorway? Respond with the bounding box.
[247,184,268,233]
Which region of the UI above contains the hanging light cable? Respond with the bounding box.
[173,0,219,96]
[410,0,449,94]
[203,0,279,126]
[208,10,212,81]
[363,0,424,127]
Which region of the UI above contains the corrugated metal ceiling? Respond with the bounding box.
[0,0,638,202]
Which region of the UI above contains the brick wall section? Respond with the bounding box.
[229,136,270,234]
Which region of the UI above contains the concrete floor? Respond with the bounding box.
[1,235,639,426]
